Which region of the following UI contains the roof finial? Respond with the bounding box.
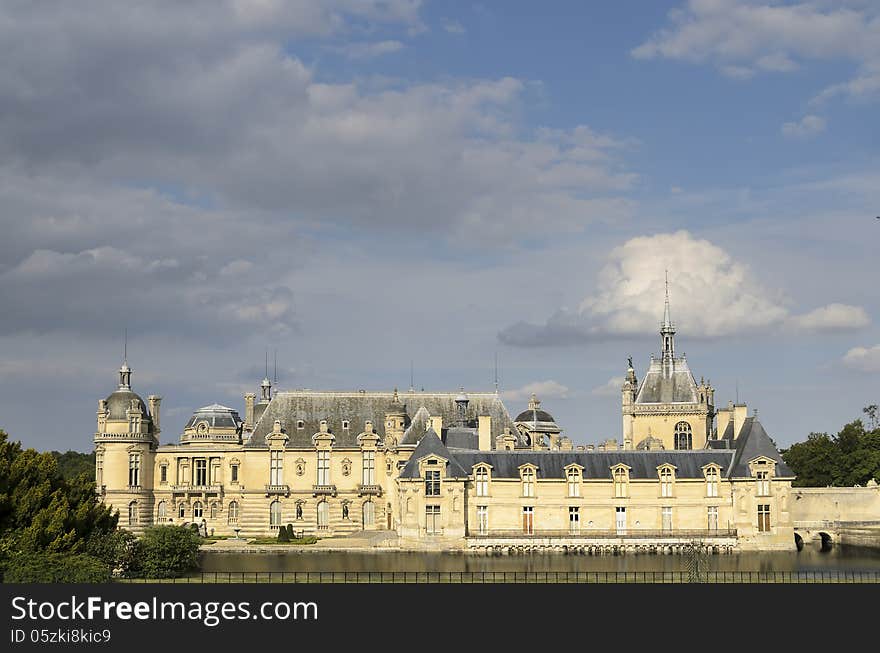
[273,349,277,385]
[410,359,414,393]
[118,329,131,389]
[494,352,499,394]
[124,327,127,364]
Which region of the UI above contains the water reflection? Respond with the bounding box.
[200,545,880,575]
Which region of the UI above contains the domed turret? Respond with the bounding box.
[514,394,560,450]
[181,404,243,444]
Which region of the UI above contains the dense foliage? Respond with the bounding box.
[781,415,880,488]
[50,450,96,481]
[134,525,202,579]
[4,553,112,583]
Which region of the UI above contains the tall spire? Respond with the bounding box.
[118,329,131,388]
[660,271,675,368]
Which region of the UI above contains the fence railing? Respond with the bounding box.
[468,528,737,539]
[121,570,880,584]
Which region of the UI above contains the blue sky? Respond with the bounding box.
[0,1,877,452]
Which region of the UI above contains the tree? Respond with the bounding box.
[864,404,879,430]
[782,417,880,487]
[134,525,201,579]
[50,450,96,481]
[782,433,840,487]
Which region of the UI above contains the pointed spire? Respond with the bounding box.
[662,269,673,331]
[118,329,131,388]
[660,271,676,370]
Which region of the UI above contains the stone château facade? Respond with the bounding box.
[95,291,796,551]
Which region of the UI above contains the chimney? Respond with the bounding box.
[733,403,748,439]
[559,437,573,451]
[244,393,256,430]
[477,416,492,451]
[430,415,443,436]
[716,403,732,439]
[148,395,162,432]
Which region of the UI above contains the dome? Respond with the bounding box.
[184,404,243,431]
[514,394,560,434]
[104,388,148,420]
[514,408,556,424]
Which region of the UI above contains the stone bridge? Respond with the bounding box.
[791,485,880,551]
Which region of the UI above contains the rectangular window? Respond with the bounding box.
[362,451,376,485]
[615,506,626,533]
[231,464,239,483]
[477,505,488,535]
[614,470,628,498]
[96,451,103,486]
[662,506,673,531]
[425,470,441,496]
[159,465,167,484]
[758,504,771,532]
[569,507,580,534]
[317,450,330,486]
[475,468,489,497]
[660,470,673,498]
[567,469,580,497]
[756,471,770,496]
[128,453,140,487]
[522,506,534,535]
[194,459,207,486]
[708,506,719,531]
[426,505,441,535]
[270,450,283,485]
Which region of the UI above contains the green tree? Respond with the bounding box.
[50,450,96,481]
[135,525,201,579]
[782,433,840,487]
[783,417,880,487]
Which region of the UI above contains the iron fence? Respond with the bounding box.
[120,569,880,583]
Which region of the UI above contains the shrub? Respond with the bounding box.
[286,524,295,539]
[4,553,111,583]
[277,526,290,543]
[135,525,201,579]
[85,529,139,576]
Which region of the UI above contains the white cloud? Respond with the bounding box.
[499,230,869,346]
[334,40,405,59]
[501,380,570,403]
[781,114,826,139]
[591,376,625,398]
[443,21,466,35]
[788,303,870,331]
[842,344,880,372]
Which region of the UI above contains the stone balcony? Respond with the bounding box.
[312,484,337,497]
[265,484,290,496]
[357,484,383,496]
[171,484,222,494]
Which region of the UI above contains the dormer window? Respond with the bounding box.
[425,468,441,496]
[705,466,719,497]
[475,465,490,497]
[659,466,674,498]
[612,466,629,498]
[566,466,582,497]
[297,420,305,430]
[521,467,536,498]
[342,420,350,430]
[756,470,770,496]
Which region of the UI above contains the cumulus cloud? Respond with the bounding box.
[633,1,880,104]
[591,376,625,398]
[499,230,869,346]
[781,115,826,138]
[501,380,570,403]
[842,344,880,372]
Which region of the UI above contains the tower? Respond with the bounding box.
[660,271,675,375]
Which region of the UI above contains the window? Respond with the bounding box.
[615,506,626,533]
[270,500,282,529]
[128,501,138,526]
[270,450,283,485]
[317,501,329,530]
[756,470,770,496]
[194,459,207,486]
[674,421,692,450]
[477,506,488,535]
[426,505,441,535]
[342,420,350,430]
[521,468,535,498]
[758,504,771,532]
[475,467,489,497]
[95,450,103,486]
[317,450,330,486]
[706,467,719,497]
[661,506,672,531]
[128,453,140,487]
[660,467,674,497]
[362,501,375,528]
[362,451,375,485]
[230,464,239,483]
[193,501,203,518]
[157,501,166,523]
[707,506,718,531]
[178,503,186,519]
[567,468,581,497]
[159,464,167,484]
[210,502,218,519]
[425,469,441,496]
[569,507,580,534]
[297,420,305,430]
[228,501,239,525]
[522,506,534,535]
[613,468,628,498]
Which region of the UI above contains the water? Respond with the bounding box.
[200,544,880,575]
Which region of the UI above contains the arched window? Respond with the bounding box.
[659,467,674,497]
[157,500,167,523]
[317,501,329,531]
[521,467,535,498]
[705,467,719,497]
[193,501,203,518]
[475,466,489,497]
[613,468,628,498]
[674,422,692,450]
[362,501,375,528]
[567,468,581,497]
[178,503,186,519]
[128,501,138,525]
[228,501,239,524]
[210,502,218,519]
[270,500,282,528]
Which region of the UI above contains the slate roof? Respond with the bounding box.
[634,357,699,404]
[105,388,149,421]
[246,390,518,449]
[399,428,470,479]
[728,417,794,478]
[185,404,242,430]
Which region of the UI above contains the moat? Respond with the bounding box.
[199,544,880,575]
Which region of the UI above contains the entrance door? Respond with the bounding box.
[615,507,626,534]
